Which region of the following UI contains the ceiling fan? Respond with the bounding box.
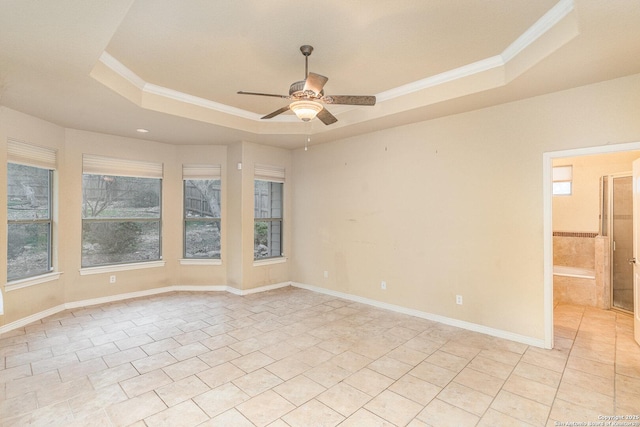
[237,45,376,125]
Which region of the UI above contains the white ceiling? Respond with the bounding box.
[1,0,640,149]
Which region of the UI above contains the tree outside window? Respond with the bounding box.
[7,163,53,281]
[184,179,221,259]
[254,180,283,259]
[82,174,161,267]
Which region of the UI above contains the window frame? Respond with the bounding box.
[552,165,573,196]
[254,179,284,261]
[183,178,221,260]
[81,155,163,270]
[7,163,54,282]
[81,175,163,268]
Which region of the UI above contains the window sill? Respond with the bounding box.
[179,258,222,266]
[80,260,166,276]
[253,257,287,267]
[6,271,63,292]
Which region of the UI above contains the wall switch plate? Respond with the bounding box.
[110,275,116,284]
[381,281,387,290]
[456,295,463,305]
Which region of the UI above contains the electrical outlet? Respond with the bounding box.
[381,281,387,290]
[324,271,329,279]
[456,295,463,305]
[109,275,116,284]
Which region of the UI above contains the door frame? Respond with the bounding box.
[543,141,640,349]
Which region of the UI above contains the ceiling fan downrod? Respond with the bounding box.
[300,45,313,79]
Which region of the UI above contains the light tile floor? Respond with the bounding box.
[0,287,639,426]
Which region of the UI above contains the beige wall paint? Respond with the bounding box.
[2,73,640,342]
[209,140,293,291]
[62,129,181,304]
[552,151,640,232]
[1,107,66,322]
[291,73,640,340]
[226,141,244,289]
[241,142,292,290]
[176,144,228,286]
[0,109,292,326]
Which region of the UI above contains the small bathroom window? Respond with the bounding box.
[553,165,572,195]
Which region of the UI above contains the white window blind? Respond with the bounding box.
[182,164,221,180]
[552,165,572,181]
[255,164,285,182]
[83,154,163,178]
[7,139,57,170]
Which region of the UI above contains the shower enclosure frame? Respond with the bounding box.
[601,172,635,314]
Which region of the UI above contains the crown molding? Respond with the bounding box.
[502,0,575,63]
[92,0,576,132]
[99,51,146,90]
[143,83,263,121]
[376,55,505,103]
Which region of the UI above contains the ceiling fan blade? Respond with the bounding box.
[321,95,376,106]
[261,105,291,119]
[238,91,290,99]
[317,107,338,125]
[303,72,328,95]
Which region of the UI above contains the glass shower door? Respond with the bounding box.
[612,176,634,312]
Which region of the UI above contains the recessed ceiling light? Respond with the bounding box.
[136,128,149,133]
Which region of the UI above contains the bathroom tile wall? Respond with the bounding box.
[552,233,597,270]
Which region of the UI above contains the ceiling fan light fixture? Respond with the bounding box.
[290,100,323,121]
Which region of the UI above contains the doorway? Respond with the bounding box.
[602,174,635,313]
[544,142,640,349]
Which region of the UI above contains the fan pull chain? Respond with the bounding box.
[305,121,311,151]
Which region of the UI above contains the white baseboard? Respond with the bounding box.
[226,281,291,296]
[1,280,544,349]
[291,282,545,348]
[0,282,291,335]
[0,304,67,334]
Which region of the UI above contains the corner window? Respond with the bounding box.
[82,155,162,268]
[7,163,53,281]
[254,165,285,260]
[553,165,572,196]
[183,164,221,259]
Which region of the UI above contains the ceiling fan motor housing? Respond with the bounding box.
[289,80,305,96]
[289,80,324,98]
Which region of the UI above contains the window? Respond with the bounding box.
[7,164,53,281]
[82,155,162,268]
[183,164,221,259]
[553,165,572,195]
[6,140,57,282]
[254,165,285,260]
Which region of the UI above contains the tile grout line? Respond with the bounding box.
[547,306,584,425]
[461,339,528,425]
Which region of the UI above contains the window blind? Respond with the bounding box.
[552,165,572,181]
[254,164,285,182]
[83,154,163,178]
[7,139,57,170]
[182,164,221,180]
